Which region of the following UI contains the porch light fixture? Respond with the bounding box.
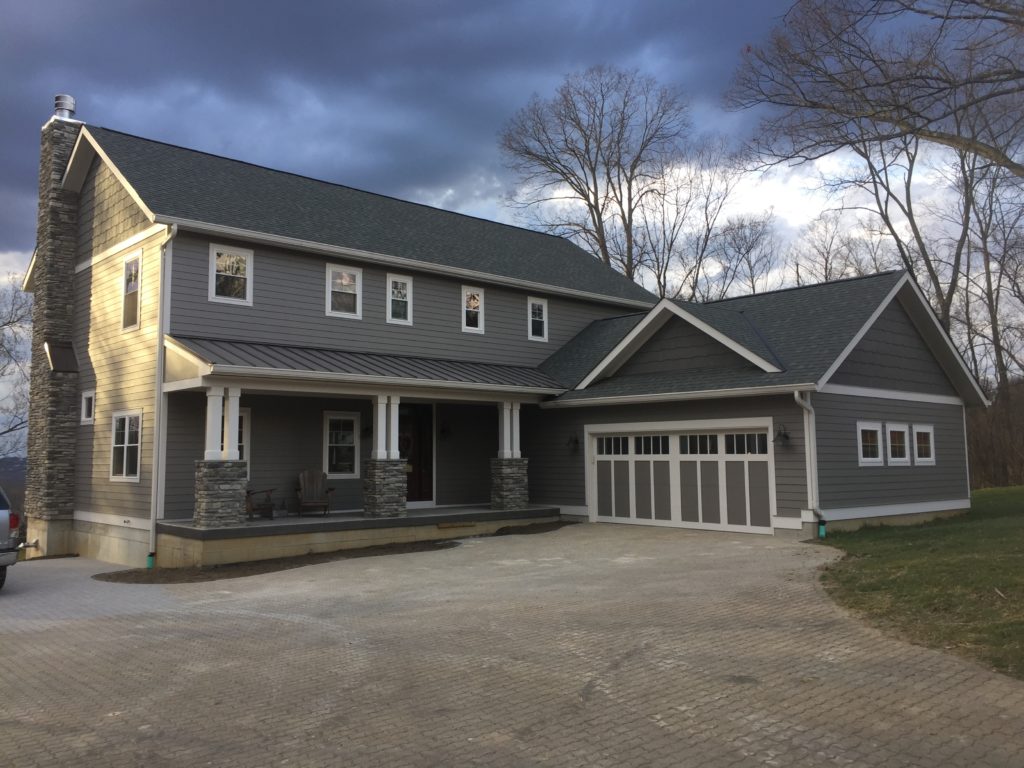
[566,434,580,453]
[774,424,790,445]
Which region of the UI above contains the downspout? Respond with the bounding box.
[148,224,177,565]
[793,390,825,537]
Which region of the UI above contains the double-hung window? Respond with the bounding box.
[857,421,883,466]
[209,244,253,305]
[326,264,362,318]
[122,251,141,330]
[913,424,936,465]
[111,411,142,481]
[387,274,413,325]
[528,297,548,341]
[886,423,910,466]
[462,286,484,333]
[324,412,360,479]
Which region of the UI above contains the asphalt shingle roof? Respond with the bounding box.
[173,336,564,391]
[539,313,646,388]
[86,126,655,305]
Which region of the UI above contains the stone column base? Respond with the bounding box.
[194,460,248,528]
[23,516,75,559]
[363,459,407,517]
[491,457,529,511]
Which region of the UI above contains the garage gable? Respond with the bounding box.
[616,316,758,378]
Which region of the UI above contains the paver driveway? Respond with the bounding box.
[2,524,1023,767]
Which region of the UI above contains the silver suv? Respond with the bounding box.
[0,487,19,591]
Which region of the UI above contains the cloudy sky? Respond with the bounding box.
[0,0,804,276]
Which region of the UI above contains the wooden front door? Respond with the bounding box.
[398,404,434,503]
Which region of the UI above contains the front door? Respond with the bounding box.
[398,404,434,503]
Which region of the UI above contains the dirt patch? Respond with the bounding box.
[494,520,578,535]
[92,540,459,584]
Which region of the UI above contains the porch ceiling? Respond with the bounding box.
[169,335,565,395]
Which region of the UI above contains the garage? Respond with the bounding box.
[587,419,777,533]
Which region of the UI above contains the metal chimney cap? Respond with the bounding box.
[54,94,76,120]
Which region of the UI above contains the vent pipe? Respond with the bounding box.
[54,94,76,120]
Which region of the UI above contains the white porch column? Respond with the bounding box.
[221,387,241,460]
[372,395,388,460]
[498,401,512,459]
[387,395,401,460]
[203,386,224,461]
[511,402,521,459]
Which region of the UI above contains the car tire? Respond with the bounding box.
[0,566,6,591]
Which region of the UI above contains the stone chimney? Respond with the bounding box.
[24,95,83,557]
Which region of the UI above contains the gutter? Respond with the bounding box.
[543,383,817,408]
[793,390,823,535]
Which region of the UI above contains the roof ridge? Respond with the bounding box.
[87,124,584,246]
[705,269,905,304]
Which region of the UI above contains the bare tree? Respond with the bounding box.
[501,65,691,280]
[710,211,782,298]
[0,276,32,457]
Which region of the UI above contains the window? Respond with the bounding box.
[326,264,362,318]
[887,423,910,466]
[122,252,141,330]
[462,286,484,333]
[725,433,769,455]
[634,435,670,455]
[913,424,935,466]
[324,412,360,479]
[857,421,883,466]
[209,244,253,305]
[387,274,412,325]
[220,408,251,479]
[81,390,95,425]
[596,436,629,455]
[528,297,548,342]
[111,411,142,481]
[679,433,719,455]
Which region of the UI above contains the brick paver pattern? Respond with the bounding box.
[2,525,1023,767]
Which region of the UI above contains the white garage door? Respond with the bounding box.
[590,424,776,533]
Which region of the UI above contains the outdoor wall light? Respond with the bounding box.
[774,424,790,445]
[566,434,580,453]
[439,423,451,440]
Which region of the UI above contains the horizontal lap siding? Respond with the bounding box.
[73,159,159,521]
[831,299,958,396]
[814,392,968,509]
[616,317,752,377]
[521,395,807,518]
[168,234,625,367]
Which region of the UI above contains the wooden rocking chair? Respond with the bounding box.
[297,469,333,516]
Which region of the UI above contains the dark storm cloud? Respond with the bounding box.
[0,0,789,260]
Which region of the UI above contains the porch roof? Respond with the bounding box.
[170,335,566,394]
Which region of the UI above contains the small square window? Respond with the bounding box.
[857,421,883,466]
[913,425,935,466]
[462,286,484,333]
[326,265,362,318]
[209,244,254,305]
[122,253,141,330]
[528,297,548,342]
[887,423,910,466]
[81,390,96,425]
[387,274,413,325]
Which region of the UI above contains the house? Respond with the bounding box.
[23,96,987,568]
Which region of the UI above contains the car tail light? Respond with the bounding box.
[8,512,19,531]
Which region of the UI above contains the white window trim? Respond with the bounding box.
[857,421,884,467]
[325,264,363,319]
[110,410,143,483]
[323,411,361,479]
[886,422,911,466]
[462,285,485,334]
[121,249,142,332]
[208,244,254,306]
[913,424,936,466]
[527,296,548,342]
[80,390,96,425]
[386,273,413,326]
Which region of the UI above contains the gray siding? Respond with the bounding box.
[435,404,496,506]
[72,169,160,521]
[814,392,968,510]
[521,395,808,518]
[168,234,623,367]
[831,299,957,395]
[616,317,752,377]
[76,158,151,262]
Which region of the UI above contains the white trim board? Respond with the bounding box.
[63,128,158,221]
[74,223,168,274]
[544,384,815,408]
[74,510,150,530]
[820,498,969,521]
[819,384,963,406]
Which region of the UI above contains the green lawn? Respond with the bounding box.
[820,486,1024,679]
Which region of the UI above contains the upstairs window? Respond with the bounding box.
[462,286,484,333]
[209,244,253,305]
[122,252,141,330]
[887,423,910,466]
[111,411,141,481]
[387,274,412,325]
[857,421,883,466]
[528,297,548,341]
[914,425,936,466]
[326,264,362,319]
